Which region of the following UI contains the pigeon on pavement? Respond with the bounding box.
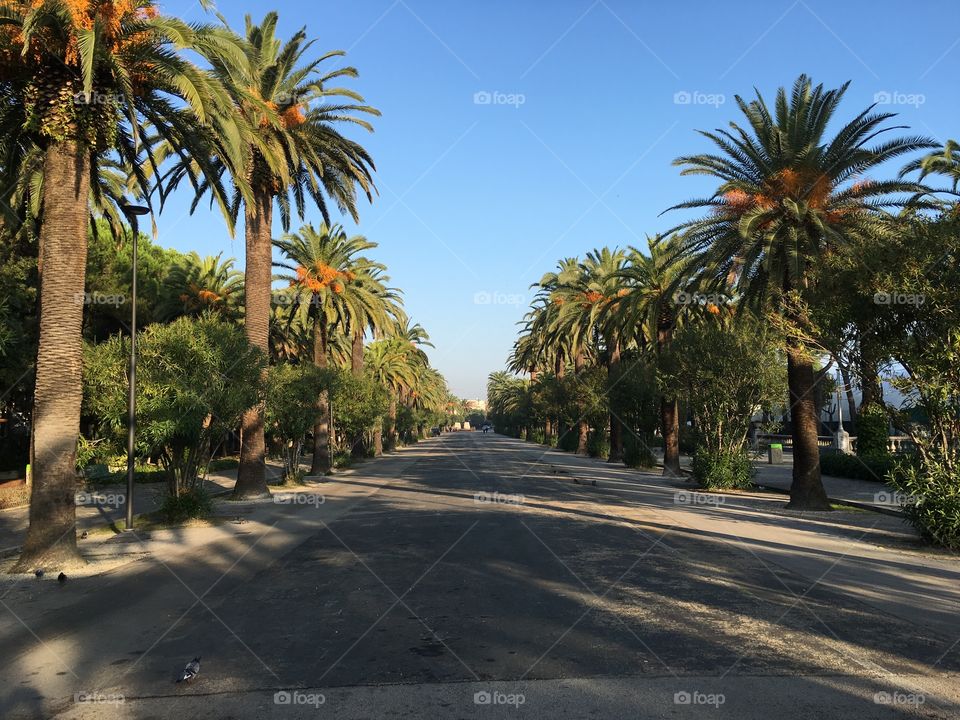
[34,569,44,579]
[176,657,201,683]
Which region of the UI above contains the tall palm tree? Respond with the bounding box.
[0,0,244,569]
[274,223,383,473]
[530,258,594,453]
[365,338,417,454]
[569,248,629,461]
[668,74,934,509]
[165,12,380,497]
[612,235,690,475]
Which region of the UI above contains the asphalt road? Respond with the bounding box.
[2,432,958,719]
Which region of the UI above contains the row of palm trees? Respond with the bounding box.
[501,75,955,510]
[0,1,391,569]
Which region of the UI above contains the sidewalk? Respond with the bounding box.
[0,464,284,557]
[750,460,900,513]
[650,447,900,513]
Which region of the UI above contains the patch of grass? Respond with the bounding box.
[86,466,167,488]
[0,483,29,509]
[830,503,868,512]
[158,488,213,524]
[207,457,240,472]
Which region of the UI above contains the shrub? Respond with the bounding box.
[84,315,264,497]
[892,459,960,549]
[856,403,890,458]
[587,430,608,459]
[265,363,334,483]
[692,448,754,489]
[556,427,579,452]
[819,450,899,483]
[159,488,212,523]
[623,432,656,468]
[529,428,546,445]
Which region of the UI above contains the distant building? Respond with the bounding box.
[465,398,487,412]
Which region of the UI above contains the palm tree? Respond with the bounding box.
[365,338,417,454]
[274,223,383,473]
[570,248,629,461]
[158,252,244,321]
[0,0,244,570]
[902,139,960,193]
[530,258,594,453]
[165,12,380,497]
[612,235,690,475]
[668,74,934,509]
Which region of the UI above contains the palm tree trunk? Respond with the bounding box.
[660,397,681,476]
[311,320,332,474]
[351,330,364,375]
[374,423,384,456]
[575,351,589,455]
[387,397,397,450]
[786,341,831,509]
[607,339,623,463]
[349,330,367,458]
[14,141,90,571]
[657,322,681,476]
[235,190,272,498]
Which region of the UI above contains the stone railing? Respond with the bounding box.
[754,433,916,454]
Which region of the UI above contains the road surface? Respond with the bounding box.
[1,433,958,719]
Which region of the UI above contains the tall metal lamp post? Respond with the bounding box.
[119,202,150,531]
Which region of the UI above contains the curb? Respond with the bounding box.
[752,482,904,517]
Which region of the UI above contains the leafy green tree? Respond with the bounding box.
[84,316,264,497]
[264,363,334,482]
[668,74,933,509]
[332,370,389,451]
[660,312,786,489]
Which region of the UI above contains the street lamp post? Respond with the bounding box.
[119,203,150,531]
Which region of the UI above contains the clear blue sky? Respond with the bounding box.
[156,0,959,398]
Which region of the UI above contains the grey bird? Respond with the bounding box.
[34,569,44,579]
[176,657,201,683]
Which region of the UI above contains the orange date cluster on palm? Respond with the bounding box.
[294,263,353,295]
[0,1,159,67]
